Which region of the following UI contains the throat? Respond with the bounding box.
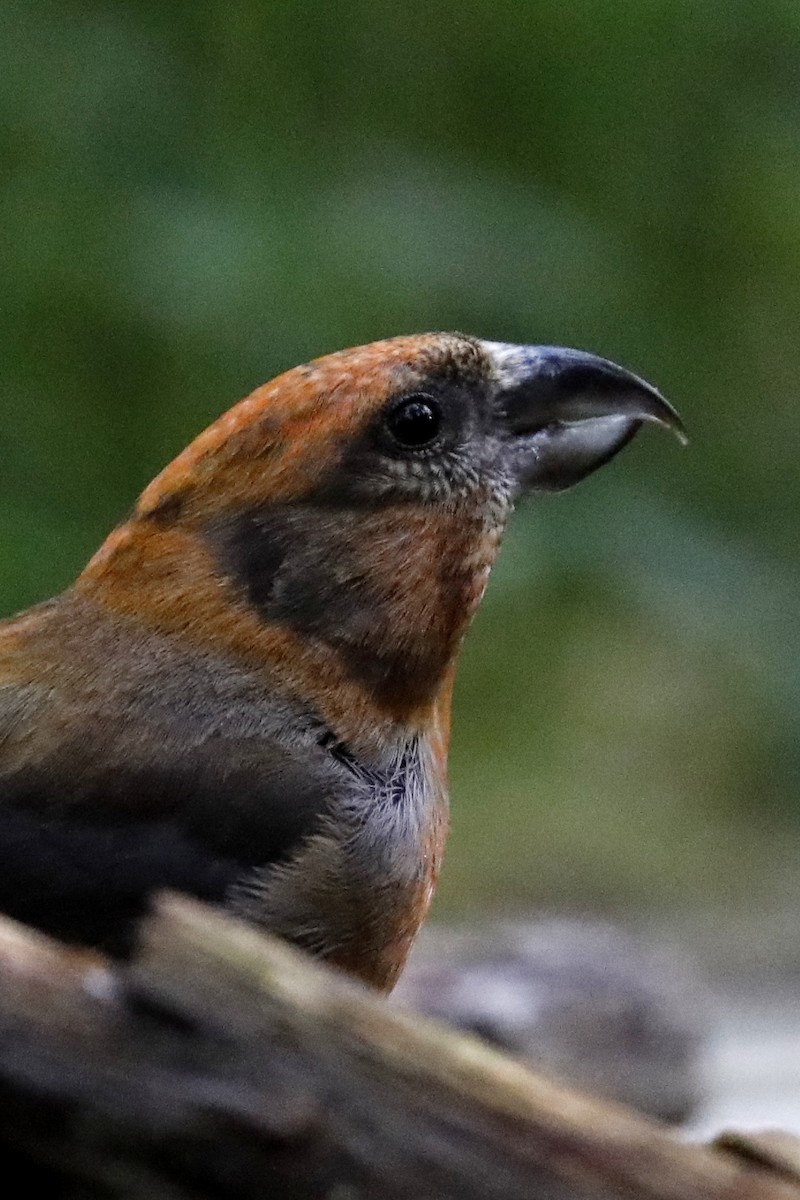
[209,499,503,729]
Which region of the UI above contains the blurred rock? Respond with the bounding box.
[393,918,707,1123]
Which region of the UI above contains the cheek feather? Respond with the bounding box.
[193,485,509,736]
[461,523,507,619]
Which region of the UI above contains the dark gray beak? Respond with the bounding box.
[482,341,686,492]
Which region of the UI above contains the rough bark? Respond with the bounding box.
[0,893,796,1200]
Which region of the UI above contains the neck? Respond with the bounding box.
[75,494,496,755]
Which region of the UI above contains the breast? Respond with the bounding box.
[227,736,450,992]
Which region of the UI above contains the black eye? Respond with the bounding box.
[385,394,442,449]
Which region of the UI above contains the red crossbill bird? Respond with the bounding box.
[0,334,683,990]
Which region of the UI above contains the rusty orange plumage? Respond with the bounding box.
[0,333,683,989]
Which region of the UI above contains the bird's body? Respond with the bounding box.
[0,334,682,989]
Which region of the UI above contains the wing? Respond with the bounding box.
[0,598,338,954]
[0,738,335,955]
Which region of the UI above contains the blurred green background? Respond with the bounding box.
[2,1,798,922]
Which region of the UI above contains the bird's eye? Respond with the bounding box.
[385,394,442,449]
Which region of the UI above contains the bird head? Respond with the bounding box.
[75,333,683,763]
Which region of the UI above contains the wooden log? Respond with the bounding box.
[0,893,795,1200]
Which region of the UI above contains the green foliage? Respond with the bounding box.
[2,0,798,912]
